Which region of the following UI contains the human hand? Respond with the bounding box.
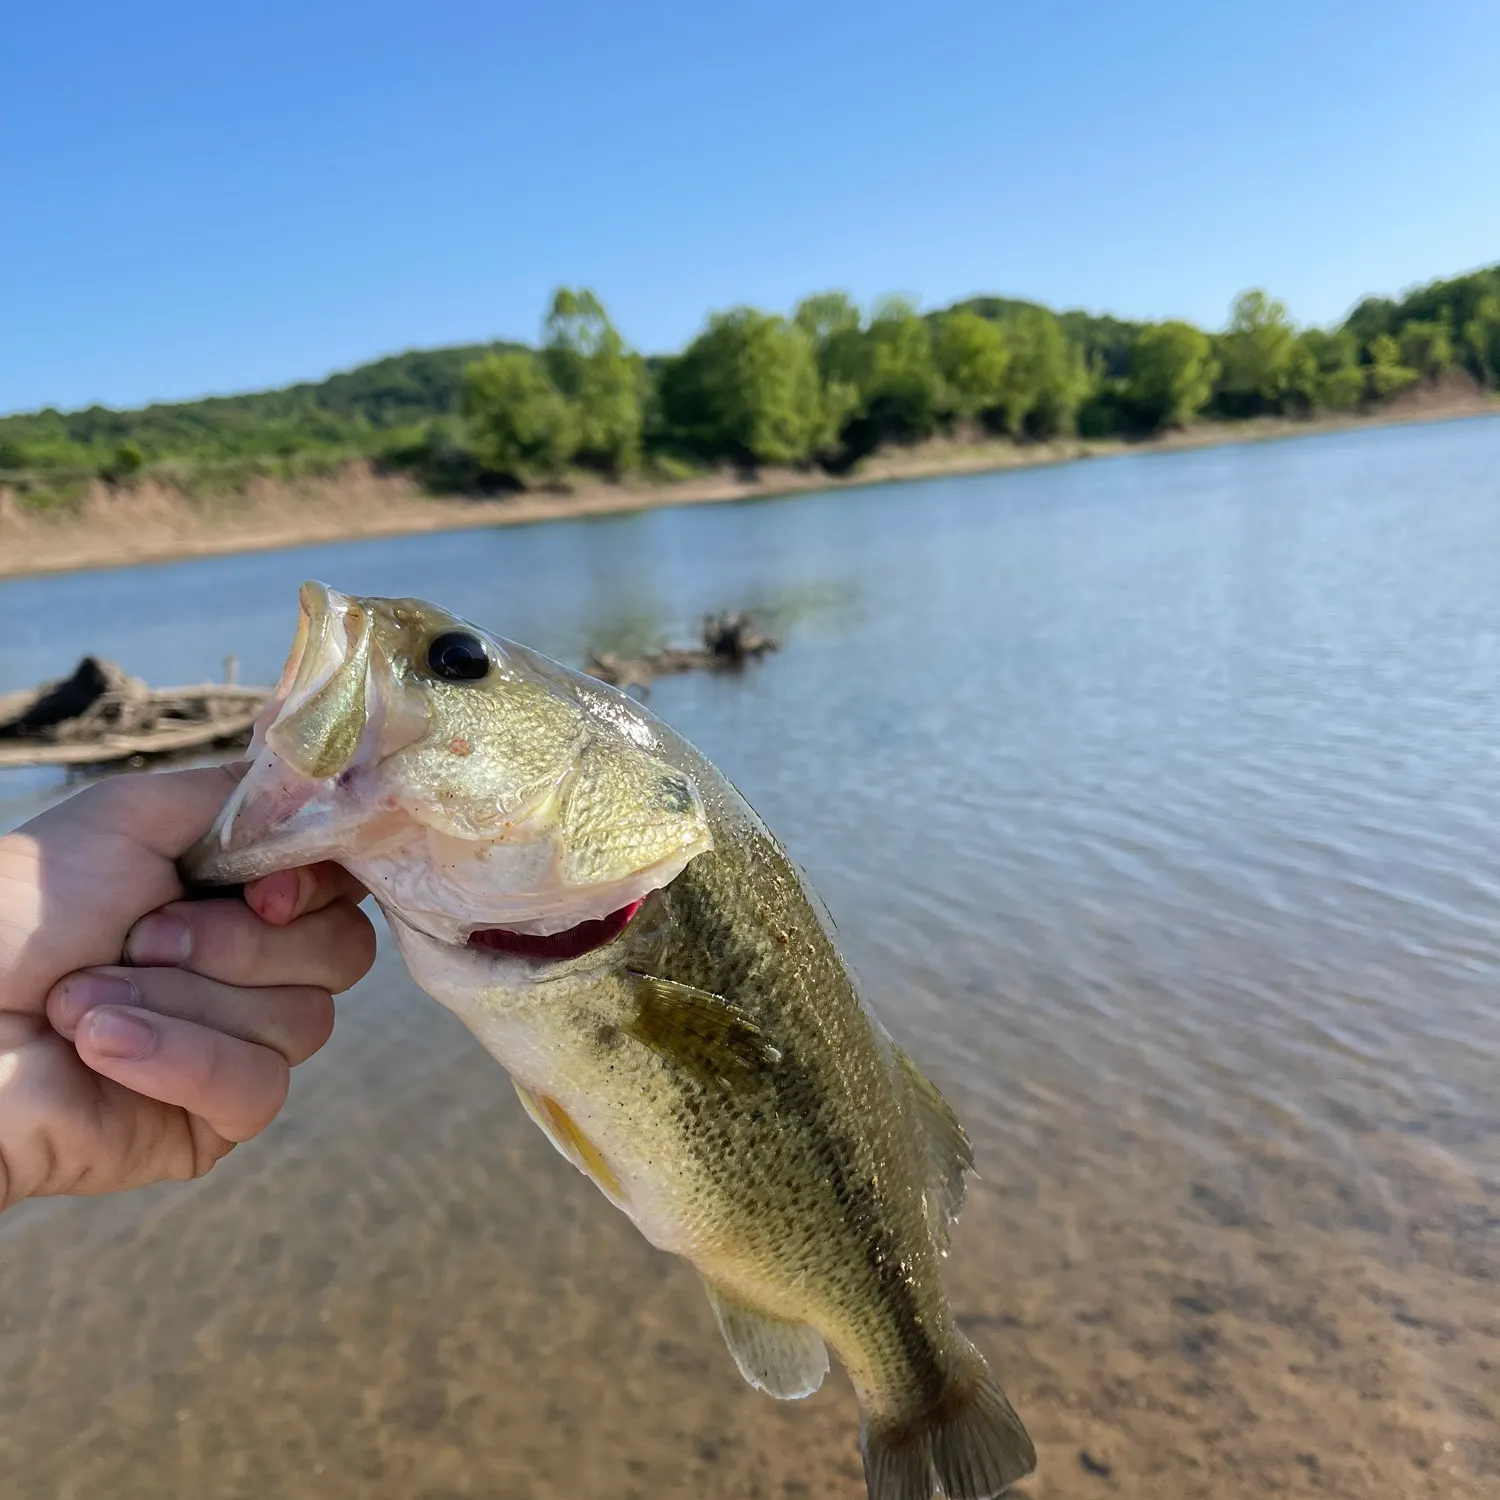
[0,765,375,1212]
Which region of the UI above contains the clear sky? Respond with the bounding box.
[3,1,1497,415]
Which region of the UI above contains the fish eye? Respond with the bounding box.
[426,630,490,682]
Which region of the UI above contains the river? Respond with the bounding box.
[2,416,1498,1499]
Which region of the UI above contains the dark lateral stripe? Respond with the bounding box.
[667,857,947,1407]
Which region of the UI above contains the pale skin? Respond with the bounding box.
[0,765,376,1214]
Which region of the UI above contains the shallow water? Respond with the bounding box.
[3,417,1499,1498]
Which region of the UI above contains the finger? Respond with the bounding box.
[48,967,335,1067]
[123,896,376,993]
[244,862,369,927]
[5,766,255,1010]
[73,1005,290,1143]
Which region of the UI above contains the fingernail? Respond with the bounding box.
[50,973,140,1034]
[125,912,192,966]
[82,1006,157,1061]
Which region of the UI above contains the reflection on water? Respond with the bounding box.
[3,417,1500,1498]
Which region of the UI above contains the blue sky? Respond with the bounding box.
[3,1,1497,415]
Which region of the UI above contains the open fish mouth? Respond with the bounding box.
[182,582,416,886]
[466,898,646,961]
[184,580,715,948]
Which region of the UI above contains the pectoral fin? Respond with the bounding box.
[894,1044,974,1250]
[625,973,781,1087]
[703,1281,828,1400]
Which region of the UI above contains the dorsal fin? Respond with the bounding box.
[702,1281,829,1400]
[893,1045,974,1250]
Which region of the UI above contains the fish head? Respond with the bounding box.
[183,581,714,948]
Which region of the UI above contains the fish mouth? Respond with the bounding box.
[466,898,645,962]
[185,580,714,950]
[184,580,423,886]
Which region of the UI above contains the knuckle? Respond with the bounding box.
[276,986,336,1063]
[194,1030,286,1143]
[185,1118,236,1180]
[218,1084,287,1143]
[249,1063,291,1138]
[335,904,378,977]
[344,910,379,982]
[303,988,337,1055]
[304,902,376,989]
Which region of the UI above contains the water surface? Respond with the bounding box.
[3,418,1499,1498]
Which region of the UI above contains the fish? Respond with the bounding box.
[183,582,1036,1500]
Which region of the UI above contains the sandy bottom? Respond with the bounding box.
[0,943,1493,1500]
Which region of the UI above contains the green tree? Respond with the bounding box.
[1365,334,1418,401]
[102,440,145,483]
[993,306,1088,437]
[1214,290,1298,416]
[1397,318,1454,379]
[542,287,642,474]
[0,439,26,470]
[791,291,863,441]
[794,291,863,376]
[1125,321,1217,430]
[462,352,578,480]
[932,310,1010,422]
[1343,295,1398,350]
[851,297,945,443]
[658,309,833,466]
[1461,293,1500,385]
[1286,328,1364,411]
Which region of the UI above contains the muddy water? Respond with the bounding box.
[2,416,1499,1498]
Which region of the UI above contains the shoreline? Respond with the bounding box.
[2,394,1496,583]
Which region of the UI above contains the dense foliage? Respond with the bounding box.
[3,263,1497,501]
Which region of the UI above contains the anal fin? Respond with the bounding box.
[703,1281,829,1400]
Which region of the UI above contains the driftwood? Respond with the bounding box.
[587,611,779,691]
[0,657,269,770]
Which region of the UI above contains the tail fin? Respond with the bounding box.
[860,1351,1035,1500]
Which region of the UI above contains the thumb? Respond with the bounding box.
[27,764,248,860]
[3,766,249,1015]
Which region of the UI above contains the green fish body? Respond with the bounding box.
[185,583,1035,1500]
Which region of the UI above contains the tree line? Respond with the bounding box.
[2,263,1497,497]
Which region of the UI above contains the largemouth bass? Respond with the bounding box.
[183,582,1036,1500]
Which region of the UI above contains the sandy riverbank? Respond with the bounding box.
[2,388,1495,582]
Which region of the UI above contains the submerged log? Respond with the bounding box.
[0,658,269,770]
[586,610,779,691]
[700,610,778,662]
